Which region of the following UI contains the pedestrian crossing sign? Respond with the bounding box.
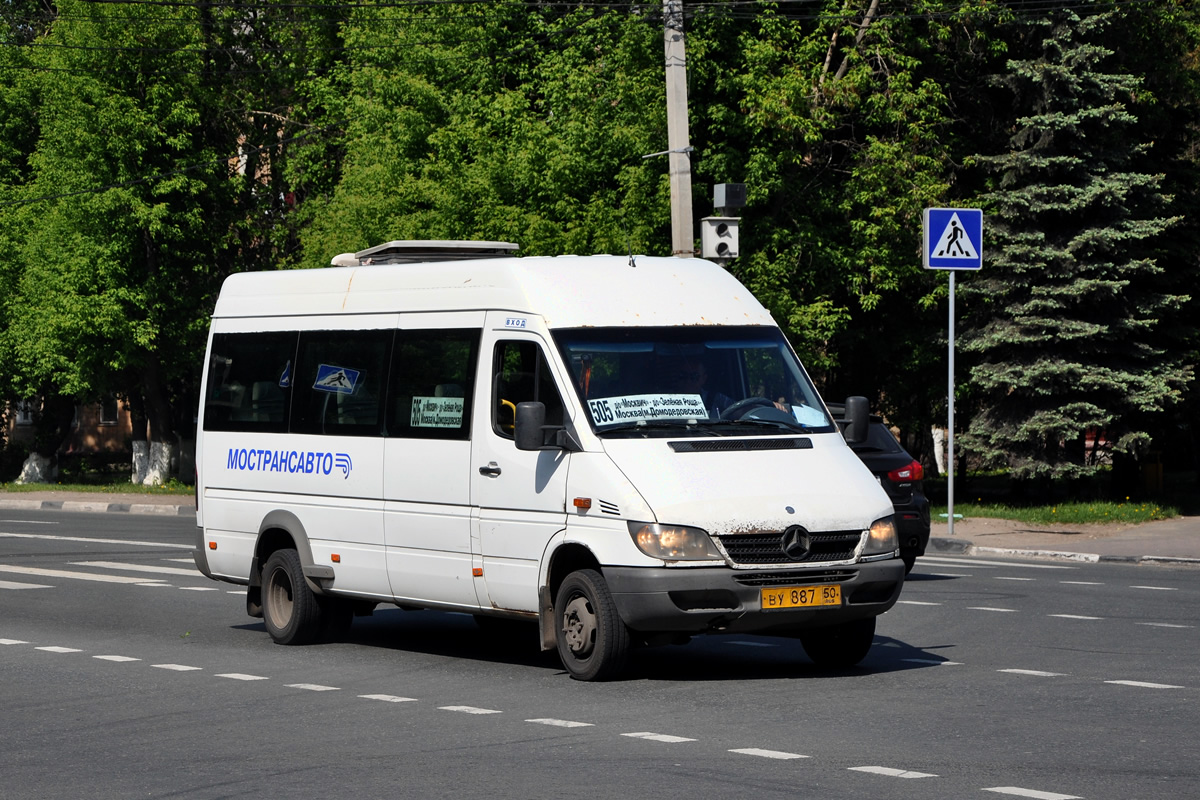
[923,208,983,270]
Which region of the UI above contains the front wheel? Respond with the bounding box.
[800,616,876,668]
[554,569,630,681]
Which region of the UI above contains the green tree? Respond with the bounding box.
[960,9,1192,485]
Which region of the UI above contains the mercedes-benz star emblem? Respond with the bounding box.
[782,526,811,561]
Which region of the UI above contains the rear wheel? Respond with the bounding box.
[800,616,876,668]
[262,548,324,645]
[554,569,630,681]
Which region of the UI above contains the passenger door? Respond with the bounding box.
[470,315,571,613]
[383,319,485,609]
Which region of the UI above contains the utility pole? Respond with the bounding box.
[663,0,693,257]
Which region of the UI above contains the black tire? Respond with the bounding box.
[800,616,876,668]
[262,548,324,645]
[554,569,630,681]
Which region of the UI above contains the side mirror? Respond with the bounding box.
[515,401,547,451]
[843,396,869,445]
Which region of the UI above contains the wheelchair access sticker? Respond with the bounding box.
[313,364,361,395]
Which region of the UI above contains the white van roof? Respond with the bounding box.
[212,255,776,329]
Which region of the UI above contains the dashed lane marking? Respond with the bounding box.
[35,646,81,653]
[999,669,1065,677]
[0,638,30,645]
[995,577,1035,582]
[1061,581,1103,586]
[527,718,594,728]
[1130,585,1177,591]
[1105,680,1183,689]
[622,732,697,743]
[0,565,165,584]
[1137,622,1193,628]
[927,572,972,578]
[359,694,417,703]
[289,684,340,691]
[983,787,1080,799]
[0,580,52,590]
[731,748,808,760]
[1048,614,1103,620]
[849,766,937,778]
[901,659,962,666]
[216,673,269,681]
[179,587,221,592]
[920,557,1074,570]
[897,600,941,606]
[94,655,140,662]
[152,664,202,672]
[969,607,1018,613]
[440,706,502,715]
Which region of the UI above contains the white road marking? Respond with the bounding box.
[1061,581,1103,586]
[288,684,340,691]
[983,788,1080,800]
[1105,680,1183,689]
[36,646,81,653]
[0,532,178,548]
[1130,585,1177,591]
[999,669,1065,677]
[969,607,1017,612]
[0,519,58,524]
[138,583,173,588]
[359,694,417,703]
[152,664,202,671]
[1,638,30,645]
[71,561,199,577]
[920,556,1074,570]
[927,572,972,578]
[216,673,268,681]
[730,748,808,760]
[179,587,220,592]
[849,766,937,778]
[1048,614,1103,620]
[902,659,962,666]
[527,718,594,728]
[0,565,164,584]
[995,577,1034,582]
[897,600,942,606]
[94,655,141,662]
[440,706,501,715]
[622,732,697,743]
[0,580,52,590]
[166,558,195,564]
[1137,622,1192,629]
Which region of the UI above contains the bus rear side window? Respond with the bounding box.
[203,332,297,433]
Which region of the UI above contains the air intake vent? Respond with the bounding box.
[669,438,812,453]
[598,500,620,516]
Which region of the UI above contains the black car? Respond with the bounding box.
[829,404,931,574]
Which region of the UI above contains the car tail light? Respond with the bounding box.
[888,460,924,482]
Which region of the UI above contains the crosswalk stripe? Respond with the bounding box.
[0,565,164,584]
[71,561,200,577]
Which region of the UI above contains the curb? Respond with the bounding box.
[0,498,194,517]
[928,537,1200,568]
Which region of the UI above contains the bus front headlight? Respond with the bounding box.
[628,522,722,561]
[863,516,898,556]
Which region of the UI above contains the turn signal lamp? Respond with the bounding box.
[331,554,341,563]
[208,542,217,550]
[628,522,722,561]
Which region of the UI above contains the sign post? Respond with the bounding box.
[923,208,983,537]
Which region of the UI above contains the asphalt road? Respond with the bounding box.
[1,510,1197,800]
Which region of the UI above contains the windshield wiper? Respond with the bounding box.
[597,419,717,435]
[711,417,809,433]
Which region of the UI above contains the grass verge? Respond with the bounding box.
[932,500,1177,526]
[0,480,193,496]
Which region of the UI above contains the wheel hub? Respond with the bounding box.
[561,595,596,657]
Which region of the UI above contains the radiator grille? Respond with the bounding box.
[715,530,862,565]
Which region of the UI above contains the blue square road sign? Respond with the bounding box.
[924,208,983,270]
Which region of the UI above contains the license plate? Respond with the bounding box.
[761,584,841,610]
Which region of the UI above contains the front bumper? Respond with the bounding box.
[603,558,905,636]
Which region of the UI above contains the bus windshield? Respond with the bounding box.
[553,325,835,436]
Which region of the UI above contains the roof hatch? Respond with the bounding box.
[330,240,519,266]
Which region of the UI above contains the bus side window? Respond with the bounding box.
[203,331,297,433]
[386,329,481,440]
[291,329,392,437]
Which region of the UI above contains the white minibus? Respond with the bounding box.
[193,241,904,680]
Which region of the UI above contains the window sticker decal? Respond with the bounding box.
[411,396,465,428]
[313,364,361,395]
[278,360,292,388]
[587,394,705,425]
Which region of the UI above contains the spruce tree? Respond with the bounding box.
[961,9,1191,484]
